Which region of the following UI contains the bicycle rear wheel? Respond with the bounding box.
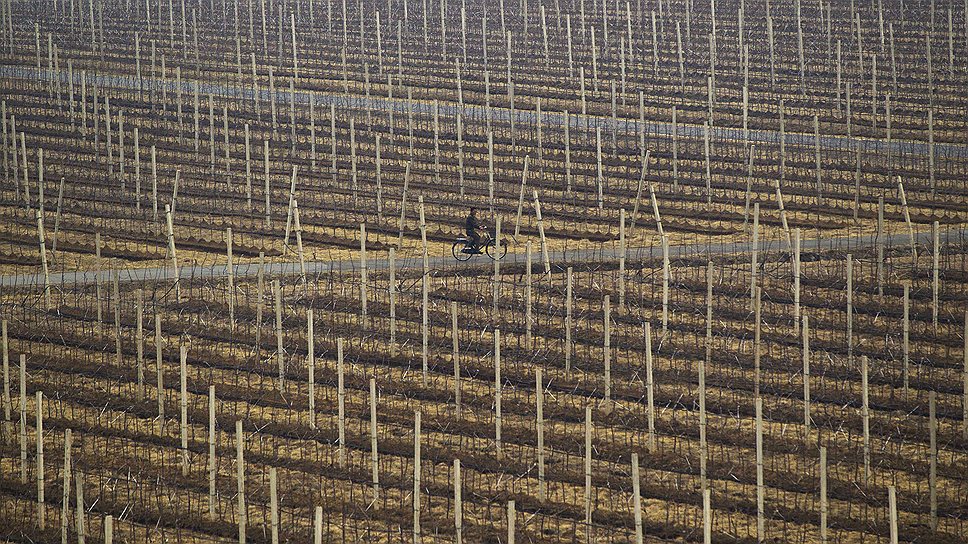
[453,241,473,261]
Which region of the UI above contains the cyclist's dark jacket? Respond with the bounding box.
[465,214,481,236]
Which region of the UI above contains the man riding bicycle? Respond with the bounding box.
[465,208,483,253]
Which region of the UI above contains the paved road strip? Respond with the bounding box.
[3,64,965,159]
[2,226,962,289]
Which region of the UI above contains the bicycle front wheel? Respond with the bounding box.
[485,239,508,260]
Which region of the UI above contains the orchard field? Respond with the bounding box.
[0,0,967,541]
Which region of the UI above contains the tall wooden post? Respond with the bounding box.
[337,338,346,467]
[755,397,764,541]
[369,378,379,506]
[269,467,279,544]
[452,302,461,419]
[180,345,189,477]
[566,267,573,372]
[536,368,546,501]
[226,228,235,330]
[61,428,72,543]
[889,485,898,544]
[412,411,421,544]
[604,295,611,402]
[963,312,968,440]
[750,203,759,308]
[360,224,368,328]
[862,355,871,482]
[274,280,284,391]
[929,391,938,529]
[236,420,246,544]
[803,314,811,443]
[35,390,44,530]
[794,229,801,334]
[453,458,462,544]
[820,446,828,543]
[661,235,670,333]
[493,216,502,315]
[632,452,643,544]
[389,248,397,354]
[847,255,854,362]
[583,405,593,541]
[525,242,533,351]
[932,221,940,331]
[645,322,656,450]
[208,385,216,516]
[1,321,8,442]
[36,211,50,308]
[155,314,164,425]
[494,329,503,460]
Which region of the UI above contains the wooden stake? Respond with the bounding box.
[360,224,368,327]
[932,221,940,331]
[493,216,502,315]
[507,500,516,544]
[274,279,284,391]
[526,242,533,351]
[583,405,593,541]
[847,254,854,362]
[307,308,316,428]
[929,391,937,529]
[614,212,625,308]
[755,397,764,541]
[514,156,530,239]
[803,314,811,443]
[662,235,670,333]
[412,411,421,544]
[703,488,712,544]
[337,338,346,467]
[236,420,246,544]
[963,312,968,440]
[1,321,8,442]
[533,190,550,274]
[226,228,235,330]
[389,248,397,353]
[60,428,71,543]
[862,355,871,482]
[165,204,180,301]
[820,446,827,543]
[794,229,801,334]
[155,314,164,423]
[566,267,573,372]
[604,294,612,402]
[75,471,85,544]
[19,355,26,483]
[494,329,503,459]
[35,390,44,530]
[632,452,643,544]
[536,368,546,501]
[901,281,911,395]
[369,377,379,506]
[453,459,462,544]
[750,203,759,308]
[645,322,656,450]
[269,467,279,544]
[180,345,189,477]
[36,211,50,309]
[208,385,216,517]
[888,486,898,544]
[898,177,917,262]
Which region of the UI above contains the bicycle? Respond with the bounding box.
[452,231,508,261]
